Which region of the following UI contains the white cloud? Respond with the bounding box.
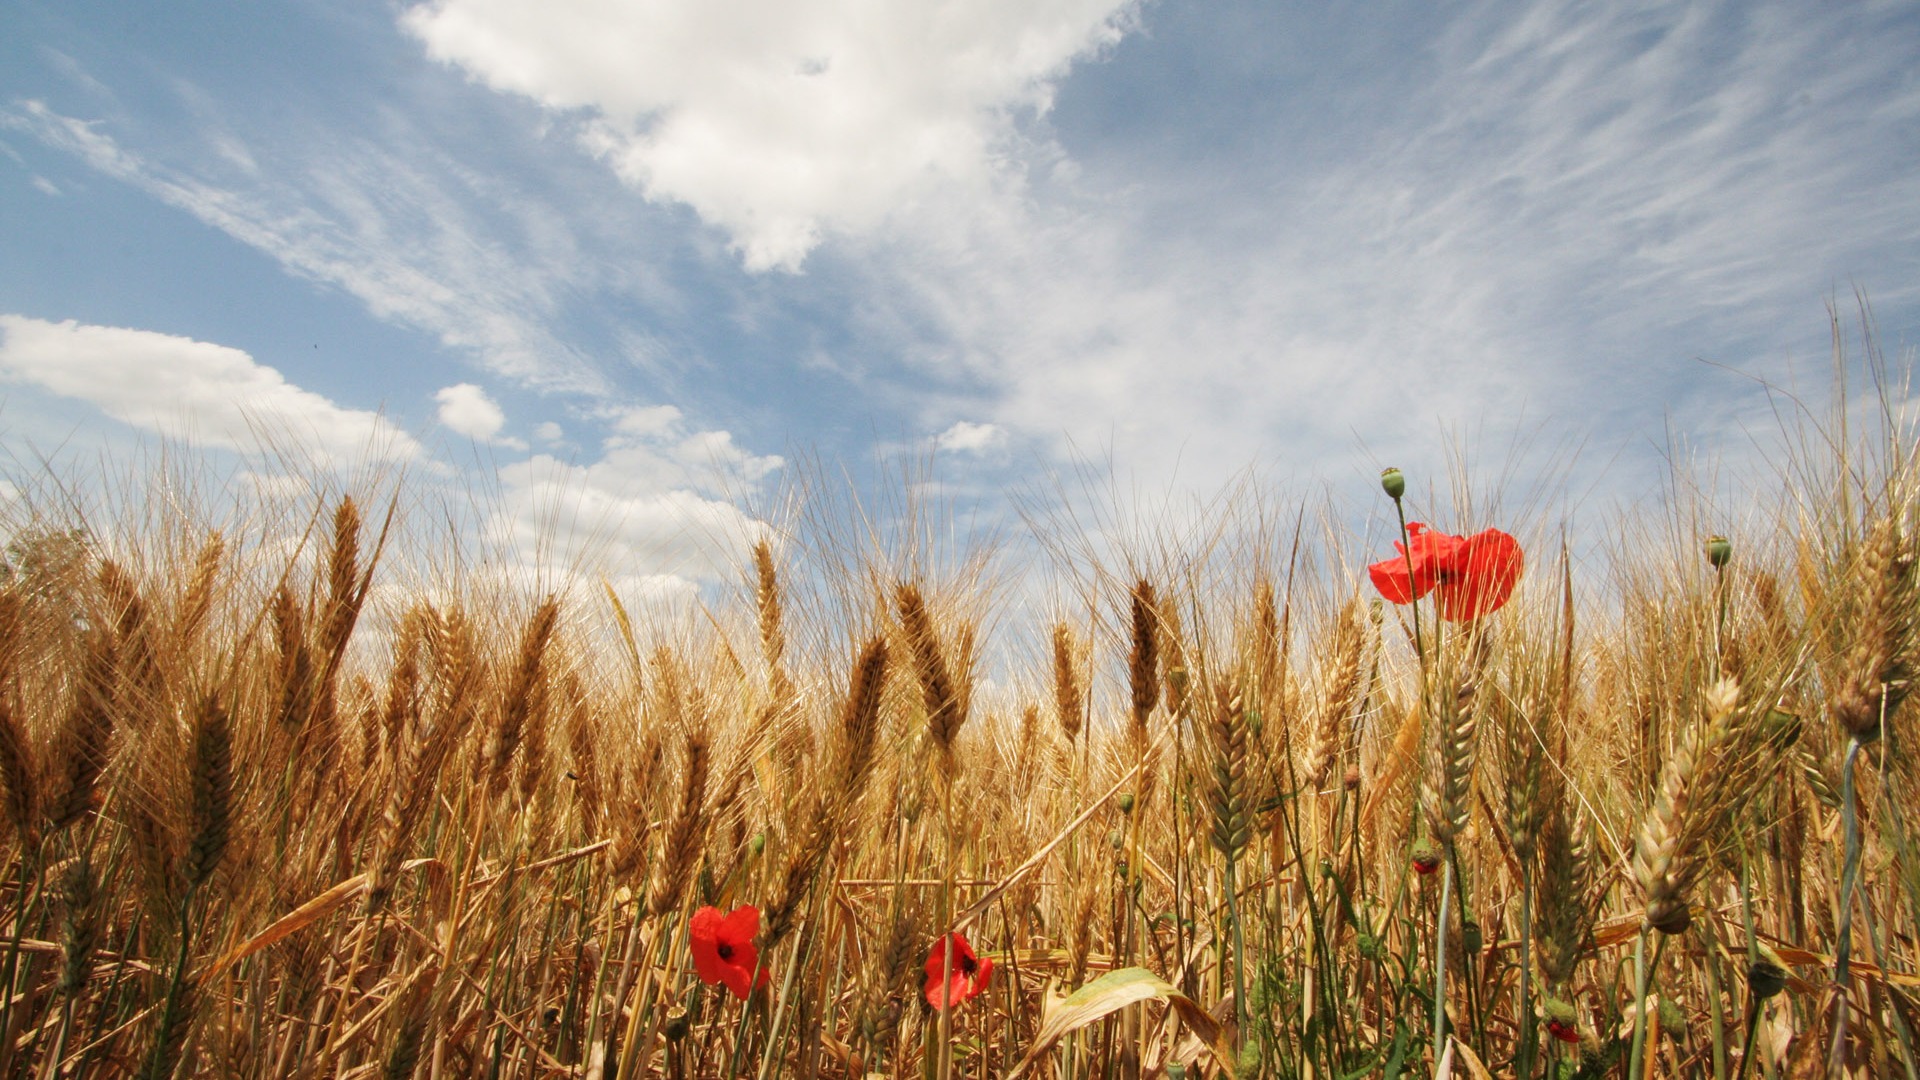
[934,420,1006,455]
[534,420,564,443]
[403,0,1142,271]
[435,381,526,448]
[0,315,422,464]
[31,176,59,196]
[484,405,784,590]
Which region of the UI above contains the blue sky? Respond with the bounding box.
[3,0,1918,599]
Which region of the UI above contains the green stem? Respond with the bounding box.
[1828,738,1864,1076]
[1628,925,1651,1080]
[1516,862,1536,1079]
[1433,858,1452,1068]
[1702,919,1729,1080]
[1393,499,1426,671]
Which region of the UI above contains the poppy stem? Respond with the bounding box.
[1432,856,1452,1071]
[938,772,956,1080]
[1392,498,1427,672]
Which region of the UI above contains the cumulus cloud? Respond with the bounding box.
[403,0,1142,270]
[435,382,526,448]
[0,315,422,464]
[934,420,1006,455]
[484,403,784,593]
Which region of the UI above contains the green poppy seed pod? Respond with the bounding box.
[1461,920,1483,955]
[1380,467,1406,500]
[664,1009,691,1041]
[1749,944,1789,1001]
[1118,792,1135,815]
[1706,534,1732,569]
[749,832,766,858]
[1108,829,1124,850]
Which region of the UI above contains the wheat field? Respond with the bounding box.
[0,362,1914,1079]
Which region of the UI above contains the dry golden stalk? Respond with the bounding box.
[647,730,711,917]
[765,637,890,950]
[1066,868,1099,988]
[272,584,314,732]
[1052,622,1084,744]
[174,531,225,644]
[862,905,921,1049]
[367,608,479,913]
[1497,688,1547,867]
[1423,631,1488,847]
[1207,686,1251,859]
[1831,515,1914,743]
[184,693,234,889]
[826,636,889,809]
[319,499,361,653]
[1532,760,1595,989]
[100,559,160,711]
[141,980,198,1080]
[379,607,428,760]
[563,674,603,838]
[58,855,98,998]
[491,596,560,787]
[50,625,114,834]
[0,696,37,846]
[1632,677,1740,935]
[1302,598,1365,793]
[897,583,965,752]
[754,539,790,690]
[1128,579,1160,734]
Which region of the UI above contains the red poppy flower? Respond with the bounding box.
[923,931,993,1010]
[1367,523,1523,622]
[1546,1018,1582,1044]
[689,905,770,1000]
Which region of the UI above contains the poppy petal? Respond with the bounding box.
[1368,554,1421,604]
[688,907,729,987]
[1435,528,1523,621]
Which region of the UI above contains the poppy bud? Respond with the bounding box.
[1118,793,1135,815]
[1380,467,1406,500]
[1410,837,1442,876]
[1705,534,1732,569]
[1461,920,1483,955]
[1543,998,1581,1044]
[749,832,766,857]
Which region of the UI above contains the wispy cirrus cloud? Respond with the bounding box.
[829,0,1920,497]
[0,98,609,394]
